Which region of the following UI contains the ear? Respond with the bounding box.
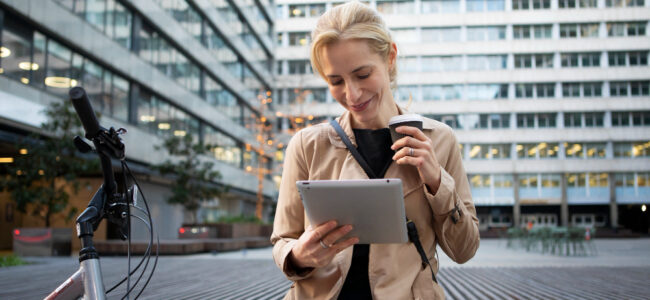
[388,43,397,70]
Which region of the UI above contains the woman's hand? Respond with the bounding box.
[391,126,441,194]
[289,220,359,269]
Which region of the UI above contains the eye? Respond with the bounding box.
[331,79,343,86]
[358,73,370,79]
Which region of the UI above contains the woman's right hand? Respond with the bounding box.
[289,220,359,269]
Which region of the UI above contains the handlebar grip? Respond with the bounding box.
[69,87,101,140]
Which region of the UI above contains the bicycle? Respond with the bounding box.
[44,87,159,300]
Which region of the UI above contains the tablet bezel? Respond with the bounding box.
[296,179,408,244]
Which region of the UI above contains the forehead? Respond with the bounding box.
[320,39,384,75]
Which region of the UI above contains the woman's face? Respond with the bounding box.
[320,39,395,129]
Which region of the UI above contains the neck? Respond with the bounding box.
[352,93,399,130]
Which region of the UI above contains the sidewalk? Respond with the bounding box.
[1,238,649,299]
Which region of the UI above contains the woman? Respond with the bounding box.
[271,2,479,299]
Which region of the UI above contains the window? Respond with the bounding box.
[392,28,418,44]
[583,82,603,97]
[466,26,506,41]
[610,51,649,66]
[428,114,460,128]
[466,0,505,11]
[399,56,419,73]
[514,54,553,68]
[564,113,582,127]
[288,60,311,74]
[562,82,603,97]
[629,51,649,66]
[536,83,555,98]
[514,54,533,68]
[516,84,534,98]
[421,56,462,72]
[610,81,628,97]
[584,112,604,127]
[631,111,650,126]
[563,83,581,97]
[561,52,601,67]
[561,23,600,38]
[468,144,490,159]
[421,84,462,100]
[631,81,650,96]
[478,114,510,129]
[513,25,552,39]
[465,84,509,100]
[517,143,558,159]
[467,55,507,70]
[288,32,310,46]
[513,0,550,9]
[538,113,556,128]
[421,0,461,13]
[396,85,419,102]
[607,22,647,37]
[606,0,645,6]
[559,0,597,7]
[517,113,536,128]
[612,111,631,127]
[421,27,462,42]
[609,52,627,66]
[289,3,325,18]
[376,0,415,14]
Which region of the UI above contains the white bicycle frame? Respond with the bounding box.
[44,258,106,300]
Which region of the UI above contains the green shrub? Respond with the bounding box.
[215,215,264,224]
[0,255,27,267]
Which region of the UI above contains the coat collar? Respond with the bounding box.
[327,105,434,149]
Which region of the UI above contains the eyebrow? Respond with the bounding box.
[326,65,372,78]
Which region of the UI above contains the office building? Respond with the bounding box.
[274,0,650,233]
[0,0,278,245]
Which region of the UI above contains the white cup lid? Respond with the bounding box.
[388,114,423,125]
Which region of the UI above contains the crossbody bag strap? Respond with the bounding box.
[329,119,377,179]
[329,119,437,284]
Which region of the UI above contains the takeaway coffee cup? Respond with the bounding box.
[388,114,424,143]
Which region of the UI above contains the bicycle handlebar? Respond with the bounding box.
[70,87,102,140]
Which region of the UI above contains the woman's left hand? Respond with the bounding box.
[391,126,441,194]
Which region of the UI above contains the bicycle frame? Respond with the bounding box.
[44,87,127,300]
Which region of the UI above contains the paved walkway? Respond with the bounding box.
[1,239,649,299]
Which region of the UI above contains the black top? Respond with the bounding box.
[338,128,394,300]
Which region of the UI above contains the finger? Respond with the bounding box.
[391,136,428,151]
[321,225,353,245]
[395,154,425,167]
[308,220,338,243]
[330,236,360,253]
[395,126,427,141]
[392,145,424,161]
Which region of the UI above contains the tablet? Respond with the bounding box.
[296,179,408,244]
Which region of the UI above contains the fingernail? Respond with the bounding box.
[346,225,353,231]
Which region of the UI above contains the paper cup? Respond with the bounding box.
[388,114,424,143]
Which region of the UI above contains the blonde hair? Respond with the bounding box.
[310,1,397,89]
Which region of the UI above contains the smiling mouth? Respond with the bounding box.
[350,98,372,112]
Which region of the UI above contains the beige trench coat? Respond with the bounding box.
[271,109,480,300]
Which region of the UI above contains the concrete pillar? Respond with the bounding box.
[513,173,521,227]
[561,173,569,226]
[609,172,618,229]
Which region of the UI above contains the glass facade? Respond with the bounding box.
[2,1,274,178]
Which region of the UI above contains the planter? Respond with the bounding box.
[179,223,273,239]
[12,227,72,256]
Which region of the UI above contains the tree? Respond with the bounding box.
[0,101,98,227]
[154,134,225,224]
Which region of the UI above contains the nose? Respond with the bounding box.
[345,81,362,103]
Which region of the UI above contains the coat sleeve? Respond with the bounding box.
[270,131,317,280]
[425,127,480,264]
